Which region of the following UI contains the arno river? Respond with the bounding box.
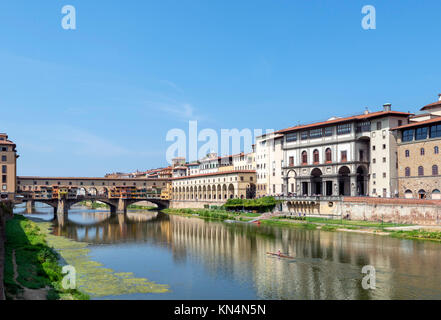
[16,206,441,300]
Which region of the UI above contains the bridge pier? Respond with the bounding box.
[116,198,127,214]
[25,200,35,214]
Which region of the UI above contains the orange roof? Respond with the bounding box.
[17,176,170,181]
[276,110,412,134]
[391,116,441,130]
[171,170,256,181]
[421,100,441,111]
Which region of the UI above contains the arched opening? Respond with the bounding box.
[217,185,222,200]
[222,185,227,199]
[356,166,368,196]
[311,168,323,196]
[432,189,441,200]
[325,148,332,163]
[285,169,297,196]
[404,189,413,199]
[418,189,426,199]
[338,166,350,196]
[313,149,319,164]
[228,184,235,199]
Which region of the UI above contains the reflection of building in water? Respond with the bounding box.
[52,210,441,299]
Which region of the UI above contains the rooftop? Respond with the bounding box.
[391,116,441,131]
[276,110,413,134]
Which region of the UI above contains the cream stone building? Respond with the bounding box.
[275,105,411,197]
[255,132,284,197]
[0,133,18,200]
[171,170,257,202]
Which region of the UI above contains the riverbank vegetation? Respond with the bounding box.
[224,197,278,212]
[162,208,261,221]
[4,215,89,300]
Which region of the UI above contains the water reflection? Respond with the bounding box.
[18,207,441,300]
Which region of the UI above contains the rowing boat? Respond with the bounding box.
[266,252,295,259]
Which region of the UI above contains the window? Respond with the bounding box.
[325,148,332,162]
[324,127,333,137]
[341,151,347,162]
[435,146,439,154]
[1,165,6,174]
[356,121,371,133]
[405,150,410,157]
[402,129,414,142]
[286,133,297,142]
[418,166,424,176]
[398,120,403,127]
[2,175,6,183]
[433,165,439,176]
[382,157,386,163]
[313,150,320,163]
[373,173,376,179]
[301,131,308,140]
[376,122,382,130]
[1,155,6,162]
[337,123,351,135]
[415,127,428,140]
[373,158,376,164]
[310,128,323,139]
[289,156,294,167]
[430,124,441,138]
[359,150,364,161]
[420,148,425,156]
[383,144,386,150]
[301,151,308,165]
[383,172,386,178]
[372,146,376,151]
[405,167,411,177]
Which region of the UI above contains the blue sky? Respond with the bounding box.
[1,0,440,176]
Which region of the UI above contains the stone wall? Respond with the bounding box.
[170,200,226,209]
[0,202,13,300]
[278,196,441,225]
[341,197,441,225]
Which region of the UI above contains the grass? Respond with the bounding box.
[388,229,441,241]
[305,217,408,229]
[259,219,318,230]
[4,215,89,300]
[162,208,235,221]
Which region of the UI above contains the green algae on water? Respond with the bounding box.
[38,222,170,298]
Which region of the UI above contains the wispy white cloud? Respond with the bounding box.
[160,80,184,93]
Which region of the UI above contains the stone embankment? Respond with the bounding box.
[0,201,13,300]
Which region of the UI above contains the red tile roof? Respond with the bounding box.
[391,116,441,130]
[276,110,413,134]
[421,100,441,111]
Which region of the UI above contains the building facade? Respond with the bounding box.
[171,170,257,202]
[275,105,411,198]
[0,133,18,200]
[394,96,441,199]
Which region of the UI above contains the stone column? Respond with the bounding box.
[117,198,127,214]
[26,200,35,214]
[350,174,357,197]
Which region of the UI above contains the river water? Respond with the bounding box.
[15,206,441,300]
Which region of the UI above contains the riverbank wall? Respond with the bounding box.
[170,200,226,209]
[0,201,13,300]
[278,196,441,226]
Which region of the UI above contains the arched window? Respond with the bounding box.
[420,148,425,156]
[418,189,427,199]
[435,146,439,154]
[405,167,411,177]
[325,148,332,162]
[313,149,319,164]
[432,189,441,200]
[432,165,438,176]
[404,189,413,199]
[418,166,424,176]
[405,150,410,157]
[301,151,308,165]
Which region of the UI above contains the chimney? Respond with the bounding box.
[438,93,441,101]
[383,103,392,112]
[363,107,369,115]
